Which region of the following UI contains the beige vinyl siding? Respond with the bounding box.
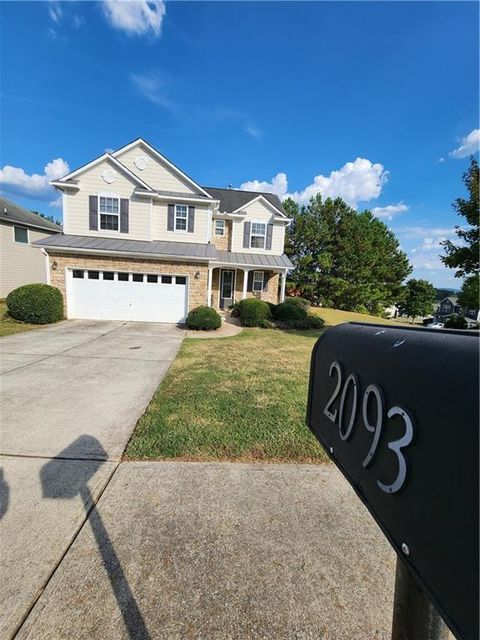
[230,199,286,255]
[151,201,210,244]
[115,145,199,194]
[0,223,54,297]
[64,159,151,240]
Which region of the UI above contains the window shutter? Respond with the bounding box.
[247,271,254,292]
[188,206,195,233]
[167,204,175,231]
[243,222,251,248]
[120,199,129,233]
[89,196,98,231]
[266,223,273,250]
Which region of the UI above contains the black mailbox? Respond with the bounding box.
[306,323,479,640]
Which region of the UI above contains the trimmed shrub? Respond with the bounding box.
[284,296,310,311]
[228,302,240,317]
[6,283,63,324]
[444,314,468,330]
[238,298,272,327]
[266,301,277,314]
[273,301,308,322]
[186,305,221,330]
[276,314,325,330]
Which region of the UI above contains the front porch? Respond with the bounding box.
[207,266,287,310]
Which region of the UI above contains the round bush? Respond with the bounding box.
[238,298,272,327]
[6,284,63,324]
[444,315,468,330]
[273,301,308,322]
[186,305,221,330]
[284,296,310,311]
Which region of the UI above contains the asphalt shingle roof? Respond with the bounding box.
[202,187,287,217]
[0,196,62,232]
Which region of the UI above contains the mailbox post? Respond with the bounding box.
[306,323,479,640]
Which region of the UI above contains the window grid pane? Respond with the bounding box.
[100,214,119,231]
[214,220,225,235]
[99,197,119,214]
[14,227,28,243]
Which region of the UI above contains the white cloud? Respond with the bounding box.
[240,172,288,197]
[449,128,480,159]
[411,237,447,253]
[245,124,262,140]
[0,158,70,201]
[102,1,166,37]
[371,202,409,221]
[49,197,63,208]
[239,158,388,207]
[48,2,63,24]
[130,72,172,107]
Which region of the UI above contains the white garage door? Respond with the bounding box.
[67,269,188,323]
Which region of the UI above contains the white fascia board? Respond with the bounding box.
[37,244,213,263]
[51,153,154,192]
[50,181,80,191]
[230,194,287,218]
[112,138,212,198]
[134,190,219,205]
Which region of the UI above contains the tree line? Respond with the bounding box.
[283,157,479,322]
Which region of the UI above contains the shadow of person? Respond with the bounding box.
[40,436,150,640]
[0,468,9,520]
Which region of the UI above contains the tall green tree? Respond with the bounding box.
[397,279,436,323]
[285,194,411,313]
[458,275,479,310]
[441,158,479,278]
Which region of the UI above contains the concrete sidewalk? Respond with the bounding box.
[16,462,399,640]
[0,321,183,639]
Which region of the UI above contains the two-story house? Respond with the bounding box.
[434,296,480,323]
[0,196,62,297]
[35,139,292,323]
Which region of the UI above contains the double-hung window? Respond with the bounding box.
[214,219,225,236]
[175,205,188,231]
[252,271,264,293]
[99,196,119,231]
[250,222,266,249]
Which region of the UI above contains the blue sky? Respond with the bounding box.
[1,0,478,287]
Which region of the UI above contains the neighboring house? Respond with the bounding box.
[434,296,480,323]
[0,196,62,297]
[35,139,293,323]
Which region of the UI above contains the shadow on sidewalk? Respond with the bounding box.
[40,435,150,639]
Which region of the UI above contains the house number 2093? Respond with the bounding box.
[323,361,414,494]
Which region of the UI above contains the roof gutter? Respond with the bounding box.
[134,190,220,205]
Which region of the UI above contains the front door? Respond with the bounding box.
[220,269,235,309]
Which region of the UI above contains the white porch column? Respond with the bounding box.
[280,270,287,302]
[207,266,213,307]
[242,268,249,300]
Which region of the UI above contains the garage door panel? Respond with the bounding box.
[68,270,188,323]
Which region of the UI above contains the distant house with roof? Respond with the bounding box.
[0,196,62,297]
[434,295,480,323]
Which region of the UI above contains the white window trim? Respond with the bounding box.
[252,270,264,293]
[174,204,188,233]
[98,194,120,232]
[214,219,225,236]
[250,221,266,249]
[13,225,29,244]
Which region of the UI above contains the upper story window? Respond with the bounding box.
[214,219,225,236]
[175,204,188,231]
[99,196,119,231]
[250,222,266,249]
[14,226,29,244]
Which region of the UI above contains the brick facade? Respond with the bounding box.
[211,220,232,251]
[47,252,209,315]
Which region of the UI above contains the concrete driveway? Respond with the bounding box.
[0,320,184,639]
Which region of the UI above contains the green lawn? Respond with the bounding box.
[126,306,406,463]
[0,300,40,337]
[126,328,328,463]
